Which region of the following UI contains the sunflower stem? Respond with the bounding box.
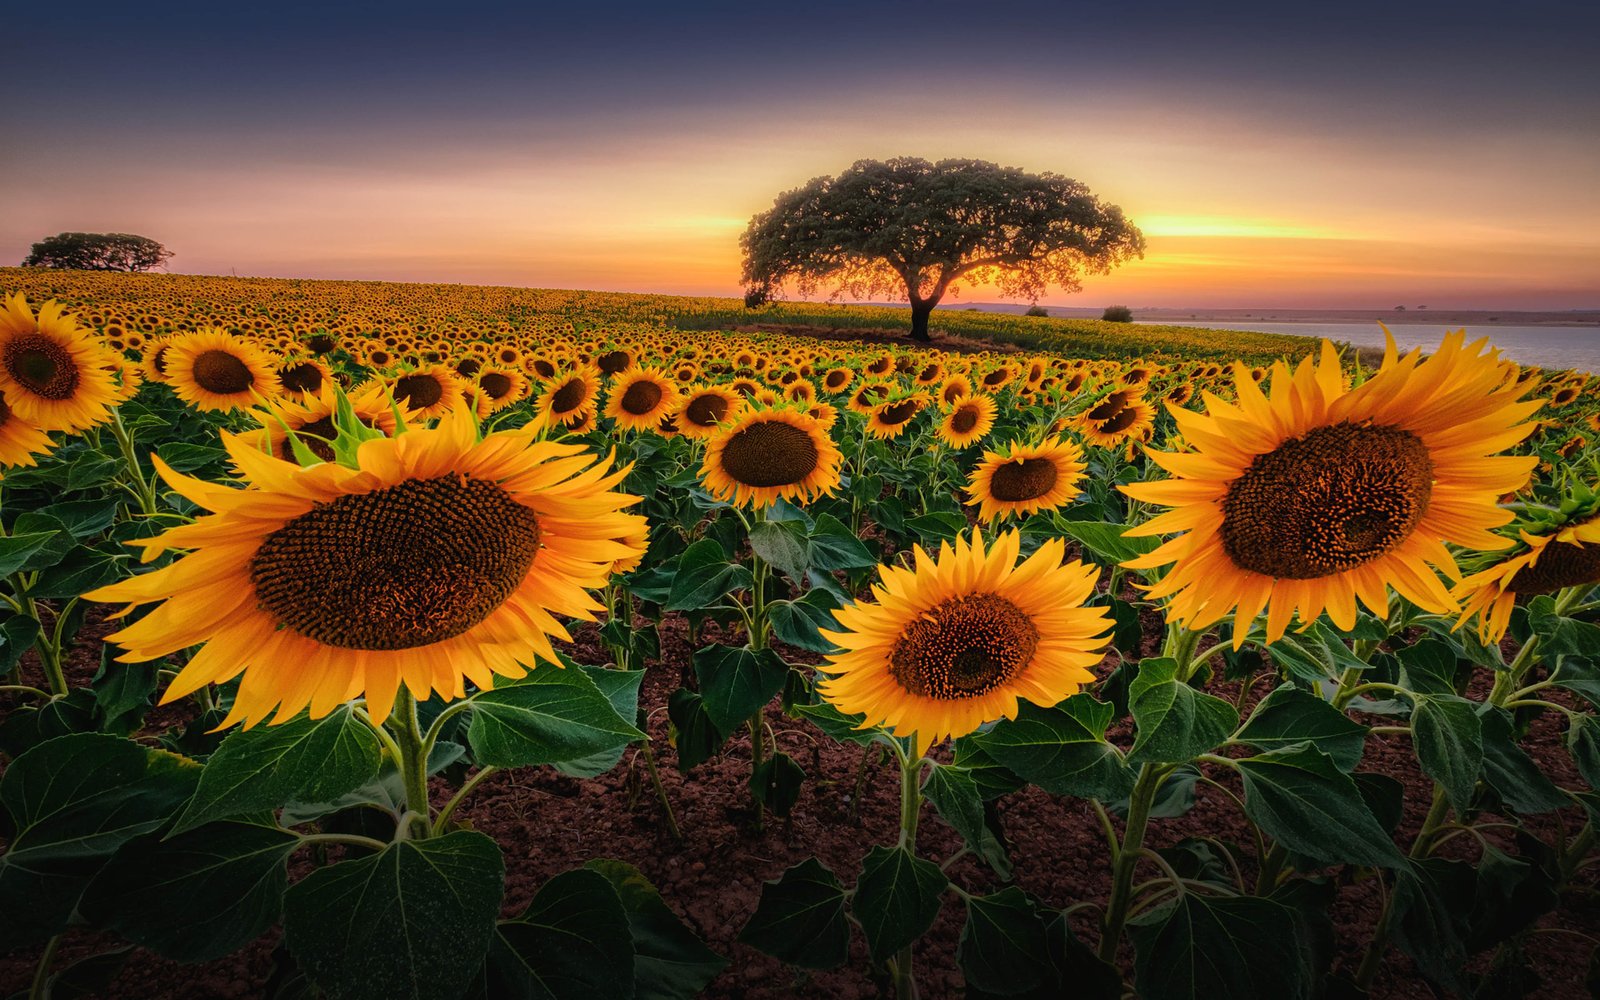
[1354,783,1451,988]
[749,713,765,831]
[639,742,682,841]
[107,406,159,518]
[22,596,69,698]
[28,933,62,1000]
[1099,762,1164,964]
[891,741,925,999]
[387,686,434,839]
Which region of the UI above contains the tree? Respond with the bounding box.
[22,232,174,272]
[1102,305,1134,323]
[741,158,1145,342]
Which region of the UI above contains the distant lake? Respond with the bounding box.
[1137,321,1600,374]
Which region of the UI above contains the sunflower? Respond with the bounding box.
[87,406,648,728]
[676,385,743,439]
[785,381,817,405]
[275,357,332,403]
[966,437,1086,521]
[701,407,842,508]
[805,401,839,430]
[535,366,601,429]
[821,367,855,394]
[939,374,973,406]
[1122,336,1540,646]
[240,386,405,464]
[1079,389,1155,448]
[866,394,926,439]
[596,348,634,375]
[474,366,528,415]
[356,364,464,421]
[937,394,997,448]
[1455,513,1600,643]
[0,293,121,432]
[0,390,56,474]
[604,367,679,430]
[164,328,283,413]
[818,530,1111,757]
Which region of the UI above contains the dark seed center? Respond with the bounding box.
[5,335,79,400]
[280,362,324,394]
[989,457,1060,502]
[1508,535,1600,595]
[480,373,513,398]
[720,420,820,488]
[193,350,255,395]
[550,377,587,414]
[685,393,729,426]
[394,373,444,410]
[620,380,664,415]
[889,593,1040,700]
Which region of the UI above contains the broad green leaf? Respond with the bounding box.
[1234,684,1368,770]
[956,887,1054,996]
[0,688,98,757]
[1479,707,1568,814]
[1057,520,1157,565]
[0,529,61,577]
[792,701,886,749]
[1397,639,1459,696]
[1570,714,1600,790]
[0,734,200,945]
[0,612,42,673]
[1235,744,1406,869]
[553,667,645,779]
[90,650,159,737]
[1411,694,1483,814]
[174,705,383,833]
[767,591,841,653]
[1529,597,1600,661]
[481,868,634,1000]
[1390,859,1474,994]
[30,544,125,599]
[972,697,1133,800]
[1129,893,1312,1000]
[664,539,752,612]
[906,511,967,547]
[923,764,1010,877]
[583,859,728,1000]
[665,689,721,772]
[1127,658,1237,765]
[749,750,806,817]
[692,644,787,737]
[37,497,121,539]
[807,513,876,571]
[852,845,947,963]
[80,821,298,962]
[285,830,505,1000]
[749,518,810,582]
[1552,657,1600,710]
[738,858,849,969]
[467,667,645,769]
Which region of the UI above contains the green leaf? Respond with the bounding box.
[1397,639,1460,696]
[1551,657,1600,710]
[0,612,42,673]
[923,764,1010,877]
[0,529,62,576]
[664,539,752,612]
[1529,598,1600,660]
[807,513,876,570]
[738,857,849,969]
[30,544,125,599]
[665,689,721,772]
[1235,744,1406,869]
[973,696,1134,801]
[1234,684,1368,770]
[481,868,634,1000]
[1390,859,1474,994]
[1129,893,1312,1000]
[1569,714,1600,790]
[956,887,1054,996]
[285,830,505,1000]
[0,734,200,945]
[467,667,645,769]
[1411,694,1483,815]
[37,497,121,539]
[1127,658,1238,765]
[906,511,967,547]
[173,705,383,833]
[1057,520,1157,565]
[1479,706,1568,814]
[692,644,787,737]
[749,518,810,582]
[852,845,947,964]
[0,688,98,757]
[553,667,645,779]
[767,591,841,654]
[80,821,298,962]
[90,651,159,736]
[583,859,728,1000]
[792,701,887,749]
[749,750,806,817]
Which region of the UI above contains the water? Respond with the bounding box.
[1137,321,1600,374]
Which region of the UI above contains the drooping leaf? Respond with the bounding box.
[584,859,728,1000]
[1129,893,1312,1000]
[749,518,810,582]
[738,858,849,969]
[852,845,947,964]
[693,644,787,737]
[1411,694,1483,815]
[1235,744,1406,869]
[1479,706,1568,814]
[467,667,644,769]
[480,868,635,1000]
[1127,657,1237,765]
[666,688,722,771]
[1234,684,1367,770]
[956,887,1055,996]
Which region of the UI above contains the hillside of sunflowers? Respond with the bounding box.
[2,266,1599,1000]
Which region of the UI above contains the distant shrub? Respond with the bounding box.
[1102,305,1134,323]
[743,284,771,309]
[1024,305,1050,318]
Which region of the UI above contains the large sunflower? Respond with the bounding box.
[603,367,679,431]
[275,357,332,403]
[676,385,743,439]
[473,365,529,415]
[87,407,648,727]
[0,390,56,474]
[1123,336,1540,645]
[700,407,841,508]
[0,293,121,432]
[966,437,1086,522]
[937,394,997,448]
[364,364,464,420]
[165,328,283,412]
[818,530,1111,757]
[1455,512,1600,643]
[239,386,405,464]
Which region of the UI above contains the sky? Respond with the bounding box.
[4,1,1597,309]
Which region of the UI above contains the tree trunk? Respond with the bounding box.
[909,299,934,342]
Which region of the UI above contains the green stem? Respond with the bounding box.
[297,831,391,852]
[1355,784,1452,988]
[749,713,765,831]
[1099,762,1164,963]
[892,741,925,999]
[639,742,682,841]
[108,406,159,517]
[386,686,434,839]
[29,934,62,1000]
[23,596,69,697]
[436,765,499,830]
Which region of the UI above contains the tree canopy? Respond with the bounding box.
[22,232,174,272]
[741,158,1145,341]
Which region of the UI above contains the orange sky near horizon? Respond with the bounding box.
[6,83,1597,309]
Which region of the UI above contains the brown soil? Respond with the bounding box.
[1,606,1597,1000]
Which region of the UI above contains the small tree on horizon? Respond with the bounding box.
[22,232,174,272]
[741,158,1145,342]
[1102,304,1133,322]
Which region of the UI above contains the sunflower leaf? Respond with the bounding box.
[1129,892,1312,1000]
[852,845,947,964]
[1411,694,1483,815]
[1127,658,1238,765]
[664,539,753,612]
[475,867,635,1000]
[467,666,646,769]
[1234,744,1407,869]
[738,858,850,970]
[692,644,788,737]
[971,696,1135,801]
[583,859,729,1000]
[1234,684,1368,770]
[749,518,810,582]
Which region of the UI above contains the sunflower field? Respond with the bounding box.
[1,269,1598,1000]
